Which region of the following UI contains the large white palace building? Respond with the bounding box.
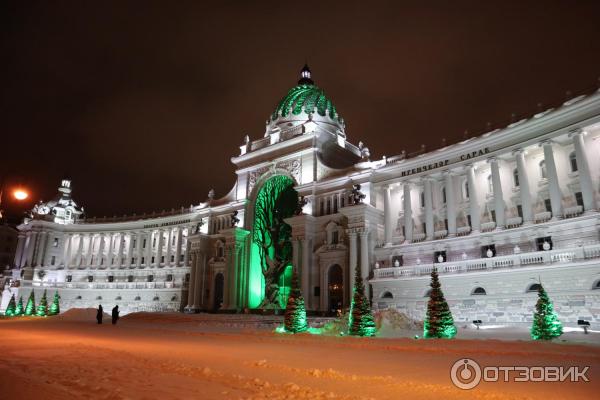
[2,66,600,327]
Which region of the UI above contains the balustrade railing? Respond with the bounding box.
[373,243,600,280]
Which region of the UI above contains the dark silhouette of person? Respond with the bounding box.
[96,305,103,324]
[112,305,119,325]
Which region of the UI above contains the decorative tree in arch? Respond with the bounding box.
[252,175,298,308]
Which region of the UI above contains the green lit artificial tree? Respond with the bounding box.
[48,291,60,316]
[424,267,457,339]
[24,291,36,316]
[348,265,376,337]
[15,296,24,316]
[36,290,48,317]
[283,266,308,333]
[531,283,563,340]
[4,294,16,316]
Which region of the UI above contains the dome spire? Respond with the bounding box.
[298,64,314,85]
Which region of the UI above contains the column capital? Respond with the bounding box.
[486,156,499,164]
[568,127,584,138]
[511,147,526,156]
[539,138,555,147]
[345,229,357,237]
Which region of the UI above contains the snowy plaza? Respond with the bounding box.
[0,310,598,400]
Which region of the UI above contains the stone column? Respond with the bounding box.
[35,232,47,267]
[126,233,134,267]
[156,230,164,266]
[301,237,310,307]
[187,252,197,309]
[444,171,457,236]
[541,140,562,218]
[14,232,26,268]
[194,252,204,309]
[96,234,105,267]
[383,185,393,246]
[571,130,596,211]
[424,178,434,239]
[466,165,481,232]
[24,231,38,267]
[347,230,357,300]
[63,234,72,268]
[106,233,114,266]
[359,230,370,299]
[174,228,183,267]
[145,232,152,267]
[165,229,173,266]
[489,157,505,228]
[403,183,413,242]
[136,231,143,266]
[85,234,94,266]
[182,228,191,267]
[76,234,84,267]
[514,148,533,224]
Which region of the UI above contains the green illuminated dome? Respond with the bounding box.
[271,65,339,121]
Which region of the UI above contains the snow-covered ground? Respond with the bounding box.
[0,310,598,399]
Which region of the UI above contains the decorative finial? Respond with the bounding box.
[298,64,314,85]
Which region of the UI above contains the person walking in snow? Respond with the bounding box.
[112,305,119,325]
[96,304,103,324]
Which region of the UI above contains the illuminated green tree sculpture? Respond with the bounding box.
[252,175,298,308]
[284,266,308,333]
[36,290,48,317]
[424,267,456,339]
[531,284,563,340]
[24,291,36,316]
[15,296,24,316]
[49,291,60,316]
[4,294,16,316]
[349,266,376,337]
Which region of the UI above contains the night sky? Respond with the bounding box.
[1,1,600,222]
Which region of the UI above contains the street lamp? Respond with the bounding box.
[0,184,30,220]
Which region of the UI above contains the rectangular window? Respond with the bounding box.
[444,219,448,231]
[392,255,403,266]
[151,256,155,263]
[51,256,56,266]
[434,251,447,263]
[166,274,173,282]
[147,275,154,282]
[142,239,146,249]
[421,222,426,234]
[132,239,137,248]
[172,236,176,245]
[326,199,331,215]
[153,238,156,247]
[141,257,145,264]
[332,231,339,245]
[108,276,114,283]
[66,275,72,282]
[161,256,165,263]
[185,273,190,282]
[180,254,184,262]
[88,276,94,282]
[314,286,320,297]
[53,238,59,247]
[319,200,324,216]
[575,192,584,207]
[544,199,552,213]
[536,236,553,251]
[481,245,496,258]
[131,257,135,264]
[491,210,496,223]
[170,255,175,262]
[517,205,523,219]
[467,214,472,228]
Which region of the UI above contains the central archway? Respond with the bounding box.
[249,174,298,309]
[328,264,344,314]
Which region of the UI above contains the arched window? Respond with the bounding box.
[569,151,578,172]
[424,288,432,298]
[171,295,178,301]
[471,287,487,295]
[96,295,102,300]
[487,175,493,193]
[420,191,425,208]
[381,291,393,299]
[527,283,542,293]
[134,295,141,301]
[513,168,519,187]
[463,180,470,199]
[539,160,547,179]
[115,296,122,300]
[441,187,447,204]
[593,280,600,290]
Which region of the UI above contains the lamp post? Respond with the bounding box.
[0,179,30,220]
